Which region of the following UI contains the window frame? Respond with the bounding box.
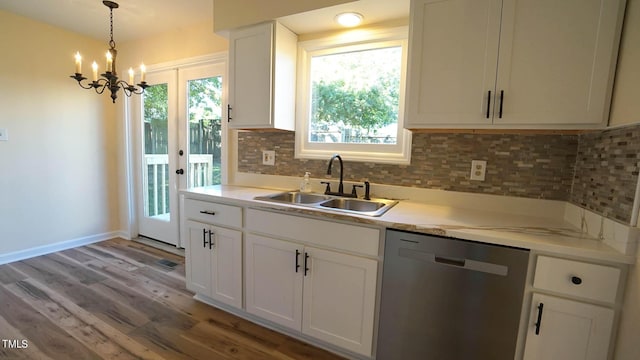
[295,26,412,164]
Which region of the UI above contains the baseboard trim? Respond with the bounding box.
[0,231,122,265]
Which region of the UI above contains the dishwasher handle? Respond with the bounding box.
[398,247,508,276]
[434,256,466,267]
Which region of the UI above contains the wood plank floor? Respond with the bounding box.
[0,238,344,360]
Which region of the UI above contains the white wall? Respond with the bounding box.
[0,10,119,255]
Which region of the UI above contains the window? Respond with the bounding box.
[295,27,411,164]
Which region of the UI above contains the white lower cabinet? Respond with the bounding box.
[245,223,379,357]
[522,255,622,360]
[245,234,303,329]
[523,293,614,360]
[185,220,243,309]
[301,246,377,355]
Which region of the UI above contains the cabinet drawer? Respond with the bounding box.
[533,256,621,304]
[247,209,380,256]
[184,199,242,228]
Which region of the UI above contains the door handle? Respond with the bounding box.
[202,228,208,248]
[486,90,491,119]
[295,249,301,273]
[534,302,544,335]
[176,169,184,175]
[498,90,504,119]
[304,252,310,276]
[227,104,232,122]
[208,230,214,250]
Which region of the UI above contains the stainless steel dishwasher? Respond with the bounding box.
[377,229,529,360]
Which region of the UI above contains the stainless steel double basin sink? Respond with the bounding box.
[254,191,398,217]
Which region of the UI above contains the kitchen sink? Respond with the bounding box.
[258,191,330,204]
[320,198,386,212]
[255,191,398,216]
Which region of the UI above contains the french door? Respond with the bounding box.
[135,61,225,247]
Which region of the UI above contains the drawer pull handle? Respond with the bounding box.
[534,302,544,335]
[571,276,582,285]
[199,210,216,216]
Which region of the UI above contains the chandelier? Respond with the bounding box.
[70,1,148,103]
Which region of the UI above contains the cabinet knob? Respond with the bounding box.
[571,276,582,285]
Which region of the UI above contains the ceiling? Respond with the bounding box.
[278,0,409,35]
[0,0,214,42]
[0,0,409,42]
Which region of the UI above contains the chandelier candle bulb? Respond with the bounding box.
[140,64,146,83]
[128,68,134,85]
[92,62,98,82]
[74,52,82,74]
[106,51,113,73]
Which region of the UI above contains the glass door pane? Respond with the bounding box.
[143,83,170,219]
[187,76,223,188]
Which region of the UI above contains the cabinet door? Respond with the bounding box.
[185,220,212,295]
[523,293,614,360]
[245,234,303,331]
[495,0,624,126]
[405,0,502,127]
[302,247,378,356]
[210,226,243,309]
[229,22,273,128]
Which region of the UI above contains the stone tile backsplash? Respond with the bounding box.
[238,126,640,223]
[571,125,640,223]
[238,131,579,201]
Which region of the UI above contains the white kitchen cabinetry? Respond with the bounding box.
[244,234,303,330]
[228,21,297,130]
[523,293,614,360]
[245,209,379,357]
[184,200,243,309]
[405,0,625,129]
[522,255,622,360]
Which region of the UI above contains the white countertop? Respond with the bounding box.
[181,185,635,264]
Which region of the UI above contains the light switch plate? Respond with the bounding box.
[0,128,8,141]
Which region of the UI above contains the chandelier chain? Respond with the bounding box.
[109,6,115,49]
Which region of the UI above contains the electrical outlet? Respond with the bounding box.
[0,128,7,141]
[470,160,487,181]
[262,150,275,166]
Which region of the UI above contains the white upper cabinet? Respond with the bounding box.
[405,0,626,129]
[405,0,502,127]
[228,21,297,130]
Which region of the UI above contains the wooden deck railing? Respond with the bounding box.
[144,154,214,216]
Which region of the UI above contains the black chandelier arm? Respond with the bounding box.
[118,80,149,97]
[70,73,96,90]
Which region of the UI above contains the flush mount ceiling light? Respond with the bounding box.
[335,12,364,27]
[70,1,148,103]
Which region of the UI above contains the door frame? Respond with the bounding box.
[122,52,230,247]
